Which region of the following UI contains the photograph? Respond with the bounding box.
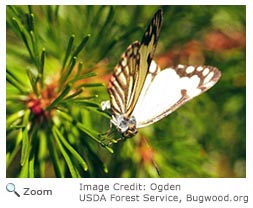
[6,5,245,178]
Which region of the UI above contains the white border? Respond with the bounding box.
[1,1,252,207]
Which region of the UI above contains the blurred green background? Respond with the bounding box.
[6,5,245,178]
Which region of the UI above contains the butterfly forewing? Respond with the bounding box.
[133,63,221,128]
[108,42,141,116]
[132,9,163,116]
[108,9,163,118]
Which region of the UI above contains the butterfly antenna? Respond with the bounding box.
[142,136,161,176]
[151,155,161,176]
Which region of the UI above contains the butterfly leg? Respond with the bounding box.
[98,121,124,146]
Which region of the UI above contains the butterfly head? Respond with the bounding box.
[111,115,138,138]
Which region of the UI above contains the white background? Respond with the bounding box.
[1,1,252,207]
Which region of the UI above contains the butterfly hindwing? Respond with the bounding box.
[133,63,221,128]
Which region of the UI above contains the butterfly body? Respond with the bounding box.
[111,114,138,138]
[103,9,221,140]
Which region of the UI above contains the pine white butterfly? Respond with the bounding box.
[102,9,221,140]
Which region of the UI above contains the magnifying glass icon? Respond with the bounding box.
[6,183,20,197]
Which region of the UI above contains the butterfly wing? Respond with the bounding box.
[135,9,163,116]
[108,41,140,116]
[108,9,163,118]
[132,62,221,128]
